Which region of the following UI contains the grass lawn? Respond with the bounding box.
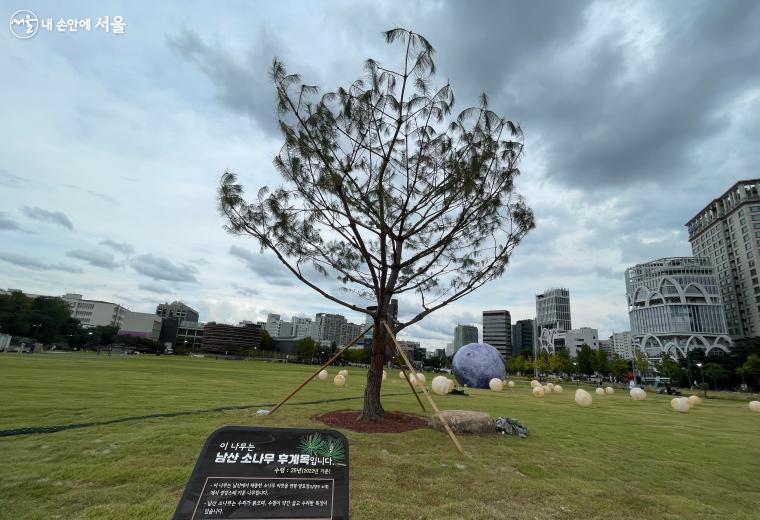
[1,353,759,519]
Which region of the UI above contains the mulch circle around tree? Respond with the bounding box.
[313,410,428,433]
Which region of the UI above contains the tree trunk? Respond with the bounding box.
[359,314,387,422]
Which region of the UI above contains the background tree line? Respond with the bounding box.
[0,291,163,353]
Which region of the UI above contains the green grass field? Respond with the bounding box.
[1,353,759,519]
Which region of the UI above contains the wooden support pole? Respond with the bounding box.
[383,321,467,457]
[268,325,373,416]
[399,364,426,413]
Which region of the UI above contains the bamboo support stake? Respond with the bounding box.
[383,321,467,456]
[268,325,373,416]
[399,364,427,412]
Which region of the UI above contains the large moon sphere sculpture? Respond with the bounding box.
[452,343,507,389]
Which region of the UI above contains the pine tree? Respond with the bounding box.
[218,28,534,421]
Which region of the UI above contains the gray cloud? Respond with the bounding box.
[229,246,294,285]
[0,170,28,187]
[0,212,23,231]
[233,284,260,297]
[0,252,82,273]
[448,0,760,191]
[60,184,119,204]
[66,249,120,269]
[168,26,286,135]
[20,206,74,231]
[138,282,171,294]
[131,254,198,283]
[100,240,135,255]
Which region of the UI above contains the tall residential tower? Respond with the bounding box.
[686,179,760,339]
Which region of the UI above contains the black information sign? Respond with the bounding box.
[173,426,349,520]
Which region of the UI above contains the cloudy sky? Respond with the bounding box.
[2,0,758,348]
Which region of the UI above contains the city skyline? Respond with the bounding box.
[2,1,758,349]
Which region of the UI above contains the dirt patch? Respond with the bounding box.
[313,410,427,433]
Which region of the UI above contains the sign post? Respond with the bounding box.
[173,426,349,520]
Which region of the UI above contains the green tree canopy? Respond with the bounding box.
[577,344,594,376]
[610,355,629,380]
[593,349,609,375]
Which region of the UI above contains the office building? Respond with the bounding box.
[265,314,282,336]
[453,324,478,350]
[156,301,199,323]
[538,326,598,356]
[176,321,204,351]
[625,257,731,360]
[511,319,535,357]
[118,311,163,341]
[279,321,293,337]
[445,342,455,357]
[202,322,261,355]
[482,310,512,361]
[536,288,572,331]
[686,179,760,338]
[62,293,128,328]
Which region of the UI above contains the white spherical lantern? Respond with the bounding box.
[553,384,563,394]
[333,374,346,387]
[382,370,387,382]
[489,378,504,392]
[338,369,348,377]
[432,376,450,396]
[575,388,593,407]
[545,383,554,391]
[630,387,647,401]
[416,373,426,384]
[530,379,540,388]
[595,387,605,396]
[688,395,701,407]
[670,397,690,413]
[507,380,515,388]
[605,387,614,395]
[318,370,328,381]
[399,371,407,380]
[749,401,760,412]
[447,379,455,392]
[532,385,545,397]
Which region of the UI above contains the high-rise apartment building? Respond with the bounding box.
[156,301,199,324]
[511,319,535,357]
[314,313,347,345]
[291,316,313,337]
[482,310,511,361]
[625,257,731,359]
[610,331,633,359]
[536,288,571,331]
[686,179,760,339]
[453,324,478,350]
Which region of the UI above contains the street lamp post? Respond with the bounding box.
[696,362,707,398]
[573,362,578,386]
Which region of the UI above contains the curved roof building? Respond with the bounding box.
[625,257,731,359]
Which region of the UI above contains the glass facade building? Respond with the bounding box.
[536,288,571,331]
[625,257,731,359]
